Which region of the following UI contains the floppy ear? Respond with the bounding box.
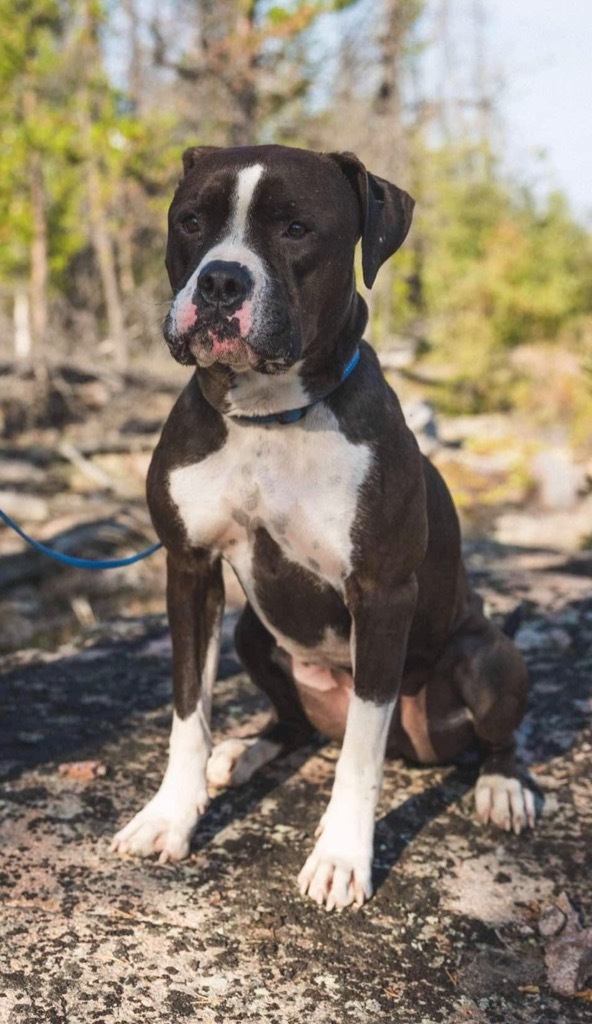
[181,145,221,177]
[328,151,415,288]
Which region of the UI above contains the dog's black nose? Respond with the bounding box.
[196,261,254,310]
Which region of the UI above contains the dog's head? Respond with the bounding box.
[164,145,414,373]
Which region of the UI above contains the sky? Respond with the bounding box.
[485,0,592,222]
[320,0,592,223]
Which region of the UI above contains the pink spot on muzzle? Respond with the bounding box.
[233,301,252,337]
[174,300,198,334]
[211,337,241,356]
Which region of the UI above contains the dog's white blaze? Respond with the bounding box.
[169,163,267,338]
[231,163,264,237]
[197,163,265,271]
[168,404,373,607]
[298,693,396,907]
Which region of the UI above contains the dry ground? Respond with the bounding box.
[0,539,591,1023]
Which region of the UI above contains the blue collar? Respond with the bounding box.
[229,347,361,426]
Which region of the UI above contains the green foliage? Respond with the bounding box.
[0,0,176,292]
[0,0,69,277]
[398,142,592,415]
[266,0,359,22]
[0,0,590,422]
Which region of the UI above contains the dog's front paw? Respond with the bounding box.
[111,793,207,864]
[298,809,373,911]
[475,774,536,834]
[298,845,372,911]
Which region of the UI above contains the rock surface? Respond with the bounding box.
[0,542,591,1023]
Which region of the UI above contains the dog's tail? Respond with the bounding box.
[502,603,525,639]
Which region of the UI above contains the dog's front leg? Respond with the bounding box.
[298,574,418,910]
[112,551,224,863]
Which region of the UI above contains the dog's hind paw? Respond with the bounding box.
[475,774,536,835]
[206,736,281,788]
[206,738,254,787]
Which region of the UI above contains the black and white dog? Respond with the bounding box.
[112,145,533,910]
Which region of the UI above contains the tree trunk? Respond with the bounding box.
[118,216,136,300]
[229,0,258,145]
[369,0,413,343]
[122,0,142,112]
[21,85,50,395]
[14,289,31,363]
[86,150,128,369]
[78,1,128,369]
[29,152,49,357]
[375,0,409,177]
[22,87,49,364]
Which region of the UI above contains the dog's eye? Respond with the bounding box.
[285,221,308,240]
[179,213,202,236]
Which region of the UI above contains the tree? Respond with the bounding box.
[0,0,69,360]
[0,0,174,369]
[0,0,590,421]
[150,0,359,145]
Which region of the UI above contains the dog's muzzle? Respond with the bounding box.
[165,257,301,372]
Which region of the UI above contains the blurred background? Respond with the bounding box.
[0,0,591,653]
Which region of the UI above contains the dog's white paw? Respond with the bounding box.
[298,845,372,911]
[206,736,281,789]
[111,793,207,864]
[206,738,253,788]
[475,773,536,834]
[298,809,373,910]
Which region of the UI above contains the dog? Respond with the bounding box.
[111,145,533,910]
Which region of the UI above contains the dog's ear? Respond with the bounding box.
[181,146,221,177]
[328,151,415,288]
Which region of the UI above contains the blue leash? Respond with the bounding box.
[0,348,362,569]
[0,509,162,571]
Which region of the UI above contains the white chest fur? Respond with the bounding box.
[168,404,373,598]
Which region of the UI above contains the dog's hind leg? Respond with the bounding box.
[206,603,315,788]
[450,595,535,834]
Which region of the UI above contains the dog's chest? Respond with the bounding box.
[168,407,373,592]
